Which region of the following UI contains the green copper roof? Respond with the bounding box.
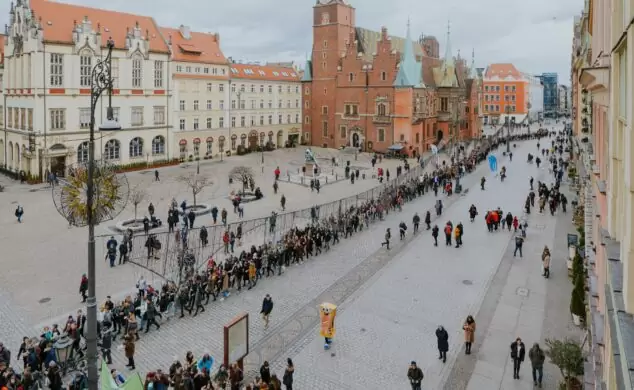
[301,60,312,81]
[393,20,423,88]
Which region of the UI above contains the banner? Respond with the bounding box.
[488,155,498,173]
[101,362,144,390]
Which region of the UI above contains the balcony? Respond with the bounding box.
[372,115,392,124]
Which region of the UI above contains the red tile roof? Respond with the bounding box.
[485,63,521,79]
[31,0,169,53]
[230,63,300,82]
[160,27,227,65]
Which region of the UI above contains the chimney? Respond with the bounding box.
[214,33,220,43]
[179,24,191,40]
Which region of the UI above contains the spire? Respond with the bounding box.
[394,17,423,87]
[469,48,477,78]
[301,59,313,81]
[444,20,454,67]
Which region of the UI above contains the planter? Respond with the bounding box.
[229,191,261,203]
[178,204,212,216]
[572,313,581,326]
[114,218,161,233]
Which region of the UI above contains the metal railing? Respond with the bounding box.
[98,144,448,281]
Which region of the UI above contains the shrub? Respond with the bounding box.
[545,338,584,389]
[570,273,586,321]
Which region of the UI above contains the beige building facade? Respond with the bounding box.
[574,0,634,387]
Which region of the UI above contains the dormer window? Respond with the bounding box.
[321,12,330,24]
[79,50,92,87]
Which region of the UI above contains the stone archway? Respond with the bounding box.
[248,130,258,150]
[49,143,68,177]
[349,127,365,149]
[436,129,444,143]
[276,130,284,148]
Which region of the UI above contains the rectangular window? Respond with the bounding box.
[619,50,627,118]
[322,106,328,115]
[278,100,283,108]
[219,117,224,128]
[251,100,256,109]
[240,100,245,109]
[305,116,310,124]
[484,86,489,92]
[260,116,264,125]
[440,98,448,111]
[219,84,224,92]
[206,118,212,129]
[180,119,186,130]
[131,107,144,126]
[180,100,186,111]
[154,106,166,125]
[260,100,264,109]
[80,54,92,87]
[268,85,273,93]
[295,114,300,123]
[27,108,33,130]
[50,109,66,130]
[79,108,91,129]
[193,118,199,130]
[340,125,347,138]
[132,57,143,88]
[278,114,283,124]
[278,85,283,93]
[110,58,119,88]
[219,100,224,109]
[322,121,328,137]
[268,100,273,109]
[50,54,64,86]
[287,100,291,108]
[0,106,3,126]
[207,83,213,92]
[250,85,255,93]
[378,128,385,142]
[260,85,265,93]
[207,100,212,110]
[231,84,236,93]
[193,100,199,111]
[154,60,164,88]
[231,117,236,127]
[232,100,236,109]
[268,115,273,125]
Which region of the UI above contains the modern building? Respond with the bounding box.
[522,72,544,122]
[302,0,479,156]
[2,0,172,178]
[541,72,559,116]
[161,24,230,161]
[226,63,302,150]
[558,84,570,115]
[573,0,634,387]
[482,63,529,125]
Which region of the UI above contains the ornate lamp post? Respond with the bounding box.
[53,334,86,375]
[52,38,128,390]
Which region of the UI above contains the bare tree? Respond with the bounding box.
[229,166,255,194]
[178,174,211,206]
[130,186,147,220]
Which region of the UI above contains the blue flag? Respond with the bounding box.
[488,155,498,172]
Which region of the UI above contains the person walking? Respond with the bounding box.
[431,225,439,246]
[381,228,391,250]
[123,334,136,370]
[407,361,424,390]
[462,315,476,355]
[529,342,545,387]
[280,194,286,211]
[413,213,420,233]
[100,325,113,364]
[510,337,526,379]
[79,274,88,303]
[15,204,24,223]
[514,234,524,257]
[425,211,431,230]
[261,294,273,329]
[282,358,294,390]
[435,326,449,363]
[154,170,160,181]
[399,221,407,240]
[541,246,551,278]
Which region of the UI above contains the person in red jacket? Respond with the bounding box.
[512,216,519,232]
[274,166,281,181]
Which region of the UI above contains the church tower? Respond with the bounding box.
[308,0,355,147]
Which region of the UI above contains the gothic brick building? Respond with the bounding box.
[301,0,482,156]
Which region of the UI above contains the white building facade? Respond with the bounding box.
[2,0,172,179]
[522,72,544,122]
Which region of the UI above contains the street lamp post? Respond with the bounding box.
[86,39,120,390]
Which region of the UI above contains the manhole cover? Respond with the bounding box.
[516,287,529,297]
[360,328,366,332]
[38,297,51,303]
[462,280,473,285]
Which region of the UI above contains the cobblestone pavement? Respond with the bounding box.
[0,147,416,326]
[281,135,533,389]
[444,123,584,390]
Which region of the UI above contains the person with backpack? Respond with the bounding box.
[14,204,24,223]
[399,221,408,240]
[444,222,453,246]
[381,228,391,250]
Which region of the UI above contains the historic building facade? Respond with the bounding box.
[302,0,479,156]
[2,0,172,178]
[482,63,529,125]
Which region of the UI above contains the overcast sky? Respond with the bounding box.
[3,0,581,84]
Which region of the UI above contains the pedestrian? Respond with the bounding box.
[431,225,439,246]
[381,228,391,250]
[261,294,274,329]
[413,213,420,233]
[444,223,452,246]
[407,361,424,390]
[144,299,160,333]
[510,337,526,379]
[399,221,407,240]
[259,361,271,385]
[425,211,431,230]
[15,204,24,223]
[514,234,524,257]
[435,326,449,363]
[462,315,476,354]
[282,358,294,390]
[280,194,286,211]
[154,170,160,181]
[529,342,545,387]
[542,246,551,278]
[123,334,136,370]
[101,325,113,364]
[79,274,88,302]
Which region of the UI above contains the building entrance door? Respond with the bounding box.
[50,156,66,177]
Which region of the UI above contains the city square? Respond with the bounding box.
[0,0,616,389]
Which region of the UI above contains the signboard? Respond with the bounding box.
[224,312,249,368]
[567,233,579,247]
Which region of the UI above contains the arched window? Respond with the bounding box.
[132,54,143,88]
[129,137,144,157]
[377,103,387,116]
[104,139,120,160]
[152,136,165,155]
[77,141,89,163]
[80,50,92,87]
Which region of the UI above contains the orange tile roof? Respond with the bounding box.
[159,27,227,65]
[30,0,169,53]
[0,34,5,66]
[485,63,521,79]
[230,63,300,82]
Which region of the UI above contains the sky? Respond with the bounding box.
[2,0,582,84]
